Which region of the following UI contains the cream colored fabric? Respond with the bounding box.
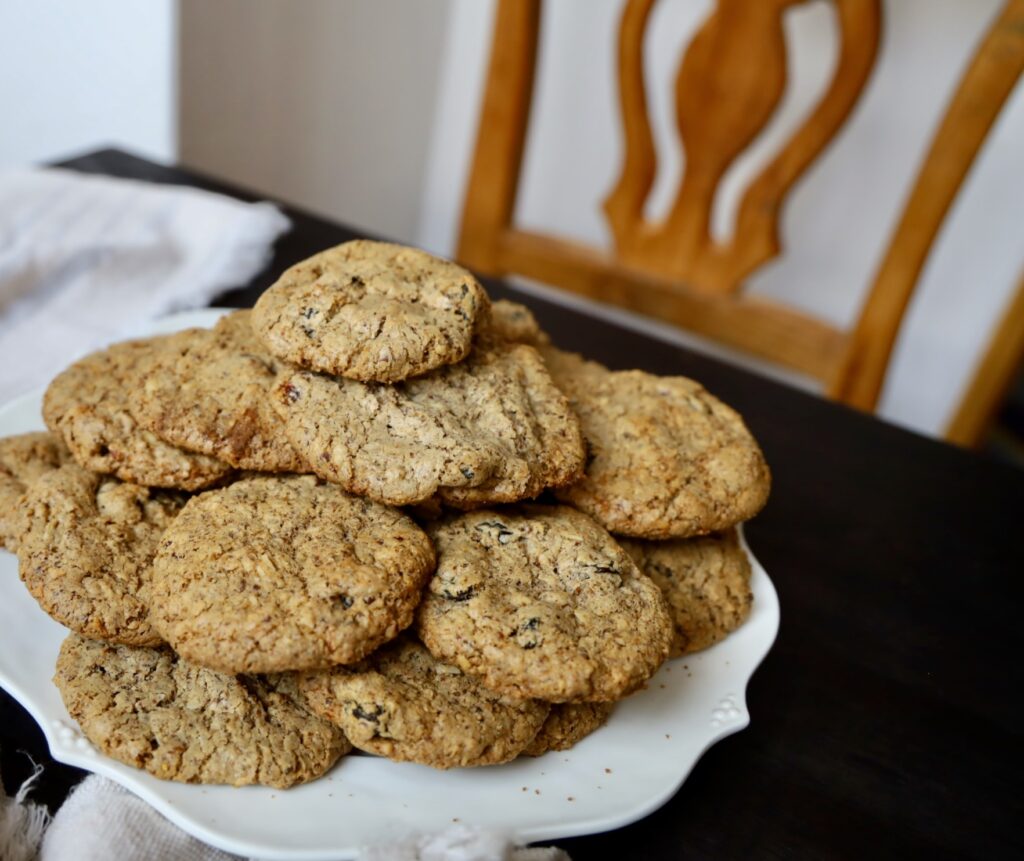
[40,776,239,861]
[0,167,289,404]
[0,754,49,861]
[35,774,571,861]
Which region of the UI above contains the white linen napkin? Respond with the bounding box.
[34,775,570,861]
[0,167,291,405]
[0,756,49,861]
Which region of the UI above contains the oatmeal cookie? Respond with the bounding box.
[620,528,753,655]
[478,299,550,347]
[253,240,489,382]
[43,339,231,491]
[19,463,184,645]
[272,342,585,507]
[55,634,348,787]
[416,506,671,702]
[301,637,549,768]
[542,346,770,538]
[137,311,305,472]
[522,702,614,756]
[0,432,70,551]
[150,475,436,673]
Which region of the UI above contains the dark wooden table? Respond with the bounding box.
[3,149,1022,859]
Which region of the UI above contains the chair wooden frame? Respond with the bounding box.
[458,0,1024,414]
[947,271,1024,447]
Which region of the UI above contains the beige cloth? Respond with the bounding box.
[0,755,49,861]
[33,774,570,861]
[40,776,238,861]
[0,167,290,405]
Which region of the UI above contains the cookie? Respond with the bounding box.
[43,339,232,491]
[478,299,550,347]
[252,240,489,383]
[150,475,436,673]
[416,506,672,702]
[542,346,771,538]
[522,702,614,756]
[137,311,306,472]
[301,637,549,769]
[55,634,349,787]
[272,342,585,507]
[0,432,70,551]
[18,463,185,645]
[538,343,607,384]
[620,528,753,655]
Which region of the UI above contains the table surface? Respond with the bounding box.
[2,149,1022,860]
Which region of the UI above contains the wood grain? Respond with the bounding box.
[831,0,1024,410]
[947,270,1024,447]
[498,228,847,378]
[458,0,881,396]
[457,0,541,272]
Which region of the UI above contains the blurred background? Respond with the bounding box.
[2,0,1022,452]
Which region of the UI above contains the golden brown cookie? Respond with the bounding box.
[620,528,753,655]
[522,702,614,756]
[416,506,672,702]
[0,432,70,551]
[136,311,306,472]
[272,342,585,508]
[150,475,436,673]
[19,463,184,645]
[253,240,490,382]
[301,637,549,769]
[478,299,550,347]
[55,634,349,787]
[542,346,770,539]
[43,339,232,491]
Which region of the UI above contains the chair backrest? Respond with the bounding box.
[458,0,1024,412]
[946,269,1024,447]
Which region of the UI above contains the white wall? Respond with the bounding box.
[0,0,175,168]
[418,0,1024,439]
[177,0,453,245]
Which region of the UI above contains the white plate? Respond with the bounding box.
[0,310,780,860]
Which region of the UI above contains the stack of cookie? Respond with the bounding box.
[0,240,769,787]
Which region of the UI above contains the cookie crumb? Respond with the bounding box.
[604,768,612,774]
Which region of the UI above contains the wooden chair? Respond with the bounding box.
[458,0,1024,417]
[947,270,1024,447]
